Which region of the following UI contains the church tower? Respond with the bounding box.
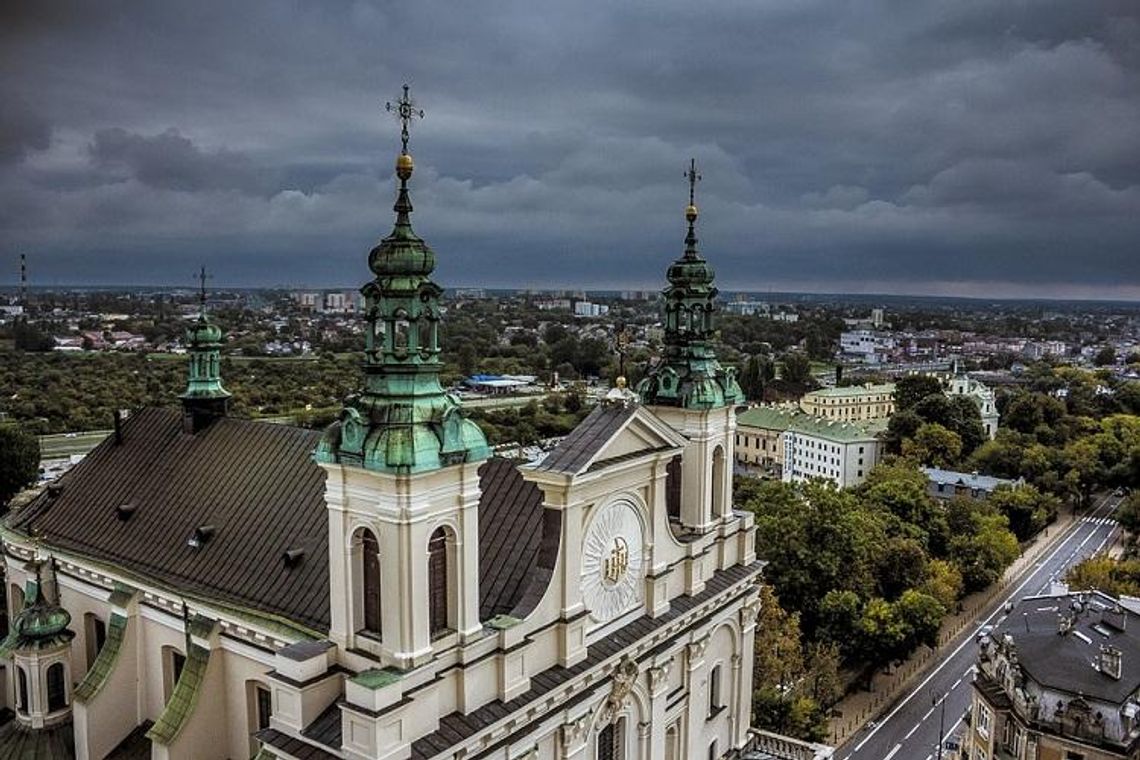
[637,160,743,532]
[316,86,489,668]
[179,268,231,434]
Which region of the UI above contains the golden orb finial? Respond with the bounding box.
[396,152,414,180]
[616,376,627,389]
[686,203,699,222]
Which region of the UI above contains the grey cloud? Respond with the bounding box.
[1,0,1139,297]
[88,128,274,195]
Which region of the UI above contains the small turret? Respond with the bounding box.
[180,267,231,434]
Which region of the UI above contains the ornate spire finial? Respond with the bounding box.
[684,158,701,258]
[386,83,425,174]
[195,265,210,318]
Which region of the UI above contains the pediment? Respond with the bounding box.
[535,402,686,477]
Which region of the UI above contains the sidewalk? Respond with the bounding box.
[826,508,1079,747]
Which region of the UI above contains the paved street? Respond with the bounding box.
[837,492,1124,760]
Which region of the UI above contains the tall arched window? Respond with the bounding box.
[357,528,382,637]
[428,527,450,636]
[16,667,28,715]
[708,664,722,716]
[47,662,67,712]
[665,455,682,521]
[711,445,725,518]
[597,718,624,760]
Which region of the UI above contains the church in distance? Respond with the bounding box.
[0,91,803,760]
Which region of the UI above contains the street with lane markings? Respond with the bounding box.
[837,491,1124,760]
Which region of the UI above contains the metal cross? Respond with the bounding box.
[195,266,211,310]
[685,158,701,206]
[386,83,425,154]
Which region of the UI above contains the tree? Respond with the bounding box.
[1094,346,1117,367]
[987,484,1059,542]
[0,425,40,507]
[949,514,1019,591]
[902,423,963,468]
[894,375,943,411]
[919,559,964,611]
[1116,493,1140,539]
[779,351,812,385]
[1067,555,1140,598]
[894,589,946,650]
[740,355,775,401]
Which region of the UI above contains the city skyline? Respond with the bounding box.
[2,1,1139,299]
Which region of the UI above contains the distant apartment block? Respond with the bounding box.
[573,300,609,317]
[839,329,897,363]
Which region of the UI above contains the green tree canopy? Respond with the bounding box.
[0,425,40,507]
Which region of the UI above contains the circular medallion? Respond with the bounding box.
[581,499,644,624]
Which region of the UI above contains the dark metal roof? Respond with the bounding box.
[10,408,330,631]
[993,591,1140,704]
[477,458,554,620]
[533,403,637,474]
[10,410,555,635]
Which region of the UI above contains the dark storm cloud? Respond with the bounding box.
[1,0,1139,298]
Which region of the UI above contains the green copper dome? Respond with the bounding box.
[316,123,489,474]
[637,161,743,410]
[7,577,75,652]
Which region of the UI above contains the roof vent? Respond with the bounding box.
[282,548,305,568]
[46,483,64,498]
[116,503,136,521]
[1104,605,1128,631]
[188,524,216,549]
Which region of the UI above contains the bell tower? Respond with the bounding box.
[316,86,490,669]
[636,160,743,532]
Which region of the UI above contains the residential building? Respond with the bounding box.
[800,383,895,422]
[838,330,896,363]
[573,300,610,317]
[735,406,799,474]
[782,416,887,489]
[0,142,784,760]
[920,467,1023,502]
[969,589,1140,759]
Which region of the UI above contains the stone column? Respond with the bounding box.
[684,636,710,758]
[647,661,673,760]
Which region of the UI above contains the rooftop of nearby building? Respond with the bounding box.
[736,405,801,432]
[737,405,887,443]
[921,467,1021,492]
[803,382,895,399]
[985,589,1140,705]
[787,415,888,444]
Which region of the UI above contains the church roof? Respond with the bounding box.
[7,408,552,633]
[533,403,639,474]
[8,408,331,631]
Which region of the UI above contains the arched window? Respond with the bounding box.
[356,528,382,637]
[16,666,28,715]
[428,527,450,637]
[47,662,67,712]
[708,664,722,716]
[711,445,726,518]
[85,612,107,671]
[597,717,625,760]
[665,455,682,521]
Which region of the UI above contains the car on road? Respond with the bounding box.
[975,624,995,643]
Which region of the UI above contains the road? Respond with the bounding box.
[838,492,1124,760]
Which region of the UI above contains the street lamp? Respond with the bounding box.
[932,690,946,760]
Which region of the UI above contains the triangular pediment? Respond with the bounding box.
[535,402,686,477]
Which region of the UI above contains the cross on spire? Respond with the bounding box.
[386,83,425,155]
[686,158,701,207]
[195,266,211,315]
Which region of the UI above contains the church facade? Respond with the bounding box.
[1,100,774,760]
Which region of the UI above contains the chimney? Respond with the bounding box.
[1103,604,1128,632]
[112,408,130,444]
[1100,645,1123,680]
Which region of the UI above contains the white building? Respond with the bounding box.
[946,372,1000,439]
[838,330,896,363]
[781,416,887,489]
[574,301,610,317]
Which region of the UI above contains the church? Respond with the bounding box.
[1,91,792,760]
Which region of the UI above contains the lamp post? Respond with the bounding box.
[933,690,946,760]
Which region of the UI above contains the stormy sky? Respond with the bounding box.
[2,1,1139,299]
